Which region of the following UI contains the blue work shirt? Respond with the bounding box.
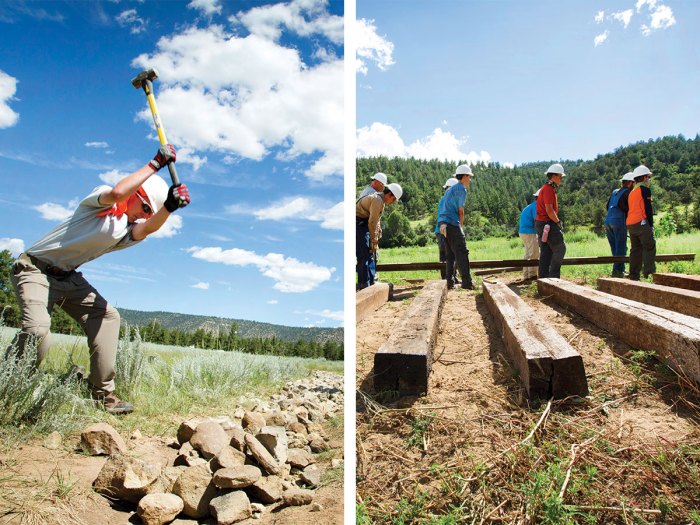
[437,183,467,227]
[518,202,537,234]
[434,194,448,233]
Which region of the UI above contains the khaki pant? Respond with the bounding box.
[10,253,120,396]
[520,233,539,279]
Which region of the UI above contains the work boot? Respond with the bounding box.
[611,271,624,278]
[461,282,474,290]
[92,392,134,415]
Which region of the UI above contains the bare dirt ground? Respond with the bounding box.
[0,421,343,525]
[356,276,700,524]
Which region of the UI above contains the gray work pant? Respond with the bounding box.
[627,222,656,280]
[10,253,120,396]
[535,220,566,278]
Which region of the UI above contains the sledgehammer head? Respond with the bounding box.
[131,69,158,89]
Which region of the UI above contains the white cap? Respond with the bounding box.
[621,172,635,182]
[546,163,566,176]
[443,177,459,189]
[632,165,652,178]
[140,174,169,213]
[533,189,541,197]
[386,183,403,201]
[455,164,473,176]
[372,172,388,185]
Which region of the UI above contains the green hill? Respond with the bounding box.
[116,308,343,345]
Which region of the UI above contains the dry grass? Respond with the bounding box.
[356,354,700,524]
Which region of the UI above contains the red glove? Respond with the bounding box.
[148,144,176,171]
[164,183,190,212]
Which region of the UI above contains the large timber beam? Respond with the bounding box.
[538,278,700,382]
[482,281,588,399]
[373,280,447,394]
[652,273,700,292]
[376,253,695,272]
[598,277,700,318]
[356,282,393,324]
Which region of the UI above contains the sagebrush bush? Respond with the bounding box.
[114,326,150,400]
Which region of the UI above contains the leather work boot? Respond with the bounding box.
[93,392,134,415]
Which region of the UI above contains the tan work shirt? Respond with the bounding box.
[356,193,385,245]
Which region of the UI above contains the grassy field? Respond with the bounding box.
[0,327,343,441]
[375,229,700,285]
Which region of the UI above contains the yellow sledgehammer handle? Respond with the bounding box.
[143,80,169,146]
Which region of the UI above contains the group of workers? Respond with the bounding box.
[518,163,655,281]
[356,161,657,291]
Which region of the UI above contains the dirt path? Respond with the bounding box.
[356,278,700,523]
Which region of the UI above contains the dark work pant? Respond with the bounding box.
[356,219,375,289]
[627,222,656,280]
[444,224,472,287]
[605,222,627,275]
[535,220,566,278]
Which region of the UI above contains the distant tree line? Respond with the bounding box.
[357,135,700,247]
[0,250,342,361]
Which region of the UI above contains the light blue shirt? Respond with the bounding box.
[437,183,467,227]
[518,201,537,234]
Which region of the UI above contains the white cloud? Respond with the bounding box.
[355,18,395,75]
[267,299,278,304]
[357,123,492,164]
[187,0,221,16]
[594,30,609,47]
[0,70,20,129]
[503,162,515,169]
[646,4,675,32]
[85,141,109,149]
[98,169,127,185]
[611,9,633,28]
[244,197,344,230]
[192,281,210,289]
[131,18,343,180]
[233,0,343,44]
[636,0,657,13]
[187,246,334,293]
[356,122,406,158]
[306,308,343,321]
[34,200,78,221]
[595,10,605,23]
[149,214,183,238]
[116,9,146,34]
[0,237,24,256]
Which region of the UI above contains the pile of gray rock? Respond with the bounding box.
[87,371,343,525]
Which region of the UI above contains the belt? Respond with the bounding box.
[24,253,75,279]
[356,217,368,225]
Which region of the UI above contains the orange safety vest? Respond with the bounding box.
[626,185,646,225]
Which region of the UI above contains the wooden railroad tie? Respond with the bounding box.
[652,272,700,292]
[598,277,700,318]
[373,280,447,395]
[538,278,700,383]
[482,281,588,399]
[356,282,393,324]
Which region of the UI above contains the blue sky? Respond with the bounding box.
[0,0,344,328]
[356,0,699,167]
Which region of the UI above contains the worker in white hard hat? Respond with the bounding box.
[534,163,567,278]
[356,182,403,289]
[435,177,459,281]
[625,164,656,280]
[358,172,388,199]
[437,164,475,289]
[604,172,635,277]
[518,189,540,281]
[9,145,190,415]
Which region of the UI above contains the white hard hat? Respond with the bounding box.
[443,177,459,189]
[533,189,541,197]
[632,165,652,178]
[372,172,388,185]
[455,164,473,176]
[386,183,403,201]
[546,163,566,176]
[140,174,169,214]
[621,172,635,182]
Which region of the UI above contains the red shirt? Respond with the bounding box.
[535,183,558,222]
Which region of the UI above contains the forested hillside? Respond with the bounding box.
[0,250,343,360]
[357,135,700,247]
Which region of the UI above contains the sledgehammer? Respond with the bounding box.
[131,68,180,185]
